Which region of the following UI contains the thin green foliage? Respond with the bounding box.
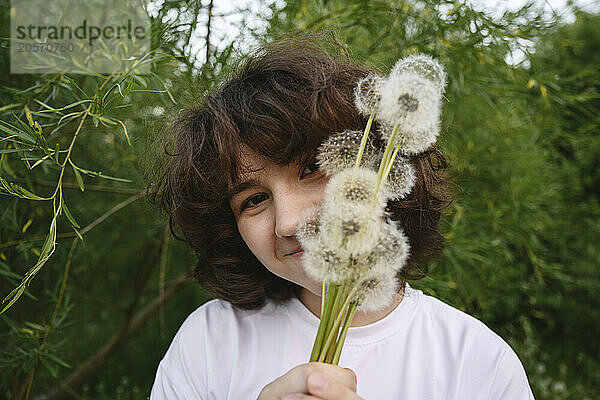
[0,0,598,398]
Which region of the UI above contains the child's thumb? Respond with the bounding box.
[344,367,358,387]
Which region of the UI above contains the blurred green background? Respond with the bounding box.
[0,0,598,398]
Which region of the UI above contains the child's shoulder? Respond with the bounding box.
[156,298,287,385]
[408,287,523,368]
[184,297,280,321]
[415,289,488,326]
[390,288,533,399]
[174,297,286,341]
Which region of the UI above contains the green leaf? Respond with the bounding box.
[72,225,84,243]
[54,143,60,163]
[24,321,45,331]
[13,112,36,136]
[61,75,86,96]
[76,167,132,182]
[39,215,57,261]
[119,75,134,98]
[97,172,133,183]
[1,218,60,313]
[0,119,36,144]
[24,106,34,127]
[0,176,49,200]
[89,173,132,183]
[31,155,51,170]
[61,198,81,229]
[1,285,25,314]
[43,352,72,369]
[33,98,92,114]
[97,116,117,125]
[40,356,58,378]
[55,111,85,128]
[0,148,29,154]
[0,103,21,113]
[101,80,122,104]
[72,164,84,192]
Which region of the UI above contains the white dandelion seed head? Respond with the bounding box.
[399,121,441,156]
[355,218,410,277]
[320,168,390,255]
[371,220,411,274]
[354,74,384,116]
[301,240,352,284]
[320,205,384,256]
[378,72,441,131]
[377,72,442,155]
[296,205,322,253]
[323,167,388,212]
[391,54,447,93]
[385,157,416,200]
[353,272,400,313]
[317,130,378,176]
[360,147,383,172]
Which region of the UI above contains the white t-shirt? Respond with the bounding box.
[151,286,534,399]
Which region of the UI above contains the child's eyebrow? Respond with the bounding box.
[227,179,261,200]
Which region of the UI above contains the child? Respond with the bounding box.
[149,37,534,399]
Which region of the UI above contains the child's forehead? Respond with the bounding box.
[236,148,270,180]
[232,146,301,185]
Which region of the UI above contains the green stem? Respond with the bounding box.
[324,286,350,364]
[354,111,375,168]
[375,123,400,193]
[310,283,335,362]
[321,282,326,313]
[324,336,336,363]
[381,142,401,183]
[317,283,360,363]
[324,283,343,344]
[319,284,339,357]
[331,302,358,365]
[318,283,345,362]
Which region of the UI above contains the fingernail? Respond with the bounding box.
[345,368,358,385]
[308,373,329,391]
[282,395,302,400]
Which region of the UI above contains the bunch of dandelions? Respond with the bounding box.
[299,54,446,365]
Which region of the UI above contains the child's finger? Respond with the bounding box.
[306,362,357,392]
[281,395,321,400]
[305,371,362,400]
[257,362,358,399]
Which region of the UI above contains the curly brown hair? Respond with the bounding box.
[148,36,452,310]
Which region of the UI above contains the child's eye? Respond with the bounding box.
[300,161,320,178]
[241,193,269,211]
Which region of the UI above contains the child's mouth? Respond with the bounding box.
[287,248,304,258]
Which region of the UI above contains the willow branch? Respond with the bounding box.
[78,193,143,235]
[0,193,144,249]
[10,177,142,195]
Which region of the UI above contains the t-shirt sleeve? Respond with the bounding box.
[150,364,192,400]
[487,346,535,400]
[149,306,210,400]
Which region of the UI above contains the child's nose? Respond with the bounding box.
[275,205,300,238]
[274,192,305,238]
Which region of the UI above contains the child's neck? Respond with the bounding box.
[298,286,405,327]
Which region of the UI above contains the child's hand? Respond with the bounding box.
[257,362,361,400]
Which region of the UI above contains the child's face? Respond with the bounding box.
[229,149,329,297]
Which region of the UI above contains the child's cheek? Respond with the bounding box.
[237,215,275,263]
